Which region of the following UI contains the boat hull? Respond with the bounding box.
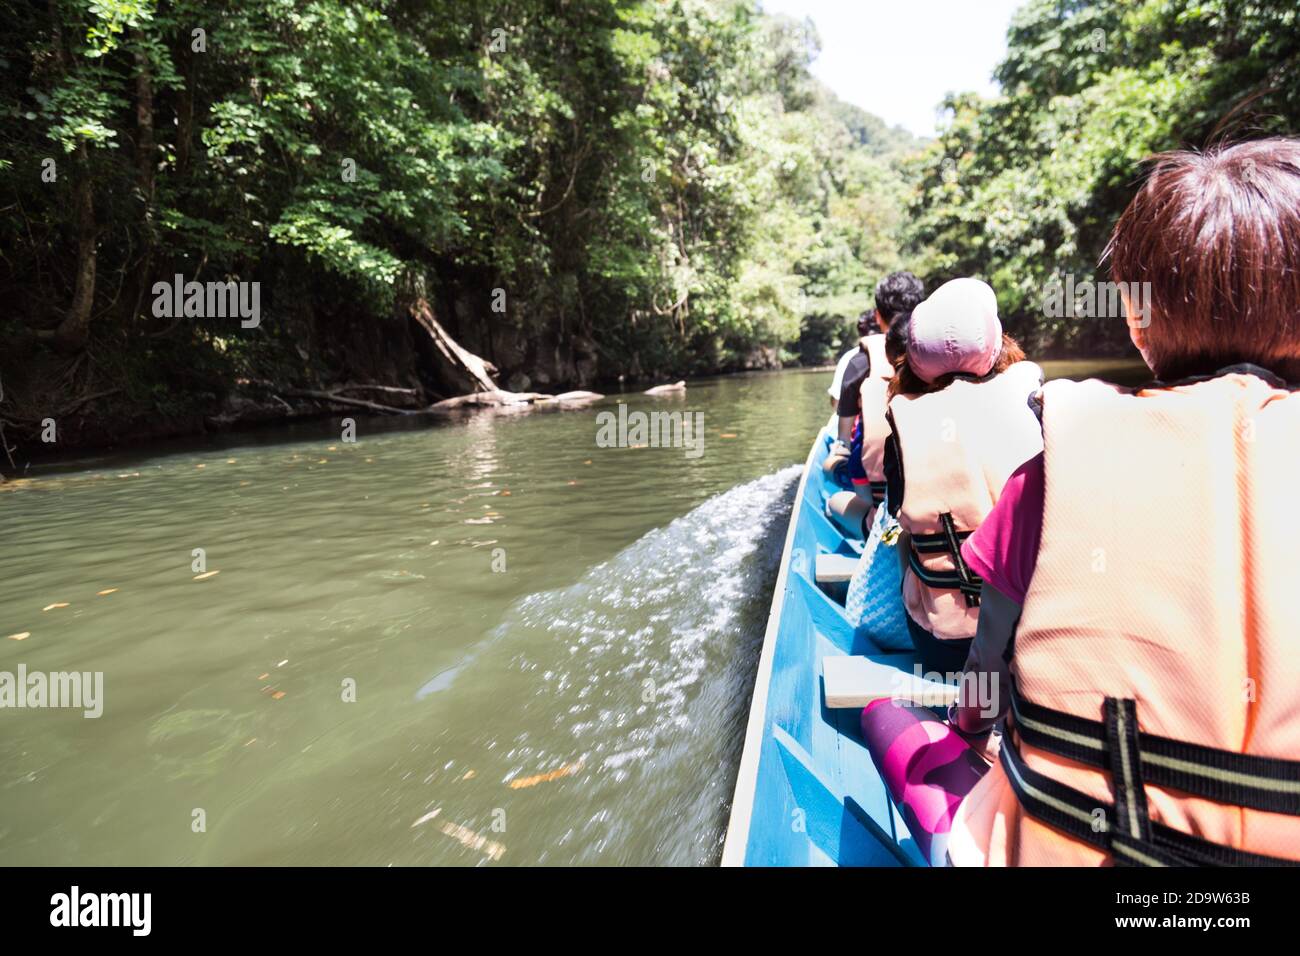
[723,419,926,866]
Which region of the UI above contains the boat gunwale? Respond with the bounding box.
[720,415,832,865]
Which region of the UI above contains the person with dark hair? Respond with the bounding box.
[862,137,1300,868]
[824,272,925,505]
[883,311,910,367]
[824,309,913,532]
[873,270,927,326]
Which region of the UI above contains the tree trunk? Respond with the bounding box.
[134,36,156,328]
[43,6,96,351]
[134,41,155,205]
[409,298,500,394]
[176,42,194,174]
[52,143,97,351]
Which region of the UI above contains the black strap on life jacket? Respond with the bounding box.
[1002,681,1300,866]
[907,513,981,606]
[1008,680,1300,816]
[868,480,887,505]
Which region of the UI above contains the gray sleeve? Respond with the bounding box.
[950,583,1020,735]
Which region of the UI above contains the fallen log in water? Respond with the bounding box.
[428,388,604,412]
[644,380,686,395]
[409,298,499,395]
[337,383,418,398]
[427,390,546,411]
[284,388,419,415]
[547,390,603,403]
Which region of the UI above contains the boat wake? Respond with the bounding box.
[496,465,801,864]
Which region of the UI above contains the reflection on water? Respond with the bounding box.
[0,359,1147,865]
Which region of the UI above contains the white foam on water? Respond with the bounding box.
[494,465,802,863]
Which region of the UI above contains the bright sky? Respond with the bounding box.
[761,0,1026,137]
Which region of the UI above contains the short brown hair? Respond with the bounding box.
[889,333,1026,399]
[1104,137,1300,382]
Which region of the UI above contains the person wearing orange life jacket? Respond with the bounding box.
[883,278,1043,674]
[825,315,914,536]
[823,309,886,497]
[946,137,1300,866]
[825,272,924,537]
[846,316,907,492]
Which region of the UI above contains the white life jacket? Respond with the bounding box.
[949,369,1300,866]
[888,361,1044,640]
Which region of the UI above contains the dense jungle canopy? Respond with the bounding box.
[1,0,1297,449]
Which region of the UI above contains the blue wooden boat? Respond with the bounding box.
[723,417,927,866]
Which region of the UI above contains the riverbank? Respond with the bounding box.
[0,350,1148,478]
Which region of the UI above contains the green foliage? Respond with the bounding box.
[13,0,1289,402]
[1,0,920,392]
[905,0,1300,356]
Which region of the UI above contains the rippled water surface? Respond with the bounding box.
[1,370,832,865]
[0,360,1144,865]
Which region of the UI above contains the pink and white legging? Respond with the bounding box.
[860,698,990,866]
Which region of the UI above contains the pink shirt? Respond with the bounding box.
[960,452,1045,605]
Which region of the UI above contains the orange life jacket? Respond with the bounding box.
[949,369,1300,866]
[856,333,893,506]
[888,361,1044,641]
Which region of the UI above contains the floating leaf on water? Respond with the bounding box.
[498,490,512,496]
[196,464,205,469]
[271,691,286,700]
[719,433,737,438]
[42,603,70,611]
[257,673,269,681]
[461,770,476,781]
[507,760,584,790]
[411,809,442,828]
[277,660,288,667]
[193,571,220,581]
[567,480,579,486]
[583,460,592,465]
[244,738,257,746]
[438,820,505,861]
[6,632,31,642]
[97,588,118,596]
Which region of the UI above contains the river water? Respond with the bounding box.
[0,360,1146,865]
